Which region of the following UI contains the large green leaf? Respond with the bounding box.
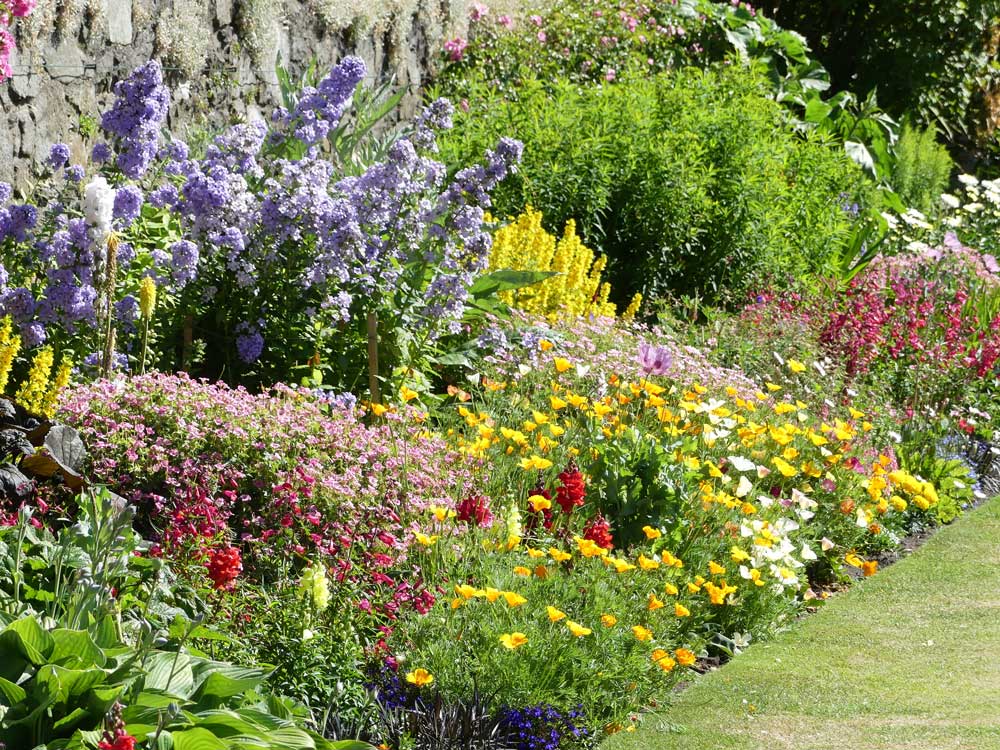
[170,728,228,750]
[468,269,557,298]
[144,651,196,697]
[0,616,55,669]
[35,664,107,703]
[0,674,26,704]
[193,664,268,704]
[50,628,106,669]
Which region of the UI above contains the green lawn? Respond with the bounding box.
[607,496,1000,750]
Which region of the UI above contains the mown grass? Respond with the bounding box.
[607,496,1000,750]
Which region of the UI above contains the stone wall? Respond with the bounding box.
[0,0,490,188]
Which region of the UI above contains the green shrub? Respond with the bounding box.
[439,66,871,306]
[891,121,954,211]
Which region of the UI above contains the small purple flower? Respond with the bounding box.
[0,182,11,204]
[47,143,71,170]
[638,341,672,375]
[113,184,144,226]
[235,325,264,364]
[20,322,46,347]
[66,165,85,182]
[91,142,112,164]
[170,239,199,286]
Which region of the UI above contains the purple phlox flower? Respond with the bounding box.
[99,60,170,178]
[47,143,71,170]
[286,56,366,146]
[169,240,199,286]
[235,322,264,364]
[113,184,144,226]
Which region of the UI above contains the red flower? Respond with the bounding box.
[205,545,242,590]
[582,514,614,550]
[555,464,586,514]
[456,494,493,527]
[99,736,136,750]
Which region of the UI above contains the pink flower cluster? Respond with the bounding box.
[1,0,37,83]
[59,373,485,619]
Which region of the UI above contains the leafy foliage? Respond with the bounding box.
[439,67,870,305]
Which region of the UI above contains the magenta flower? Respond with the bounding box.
[497,14,513,28]
[443,37,468,62]
[468,2,488,21]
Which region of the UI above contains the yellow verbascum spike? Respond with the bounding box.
[40,355,73,419]
[487,209,628,320]
[16,346,54,415]
[0,316,21,394]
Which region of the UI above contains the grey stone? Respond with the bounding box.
[44,43,86,80]
[0,0,495,183]
[216,0,233,26]
[8,47,41,100]
[108,0,134,44]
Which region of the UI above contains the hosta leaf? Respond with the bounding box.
[170,728,228,750]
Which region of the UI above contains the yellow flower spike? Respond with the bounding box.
[40,354,73,418]
[566,620,592,637]
[601,614,618,628]
[642,525,662,540]
[16,346,54,414]
[547,605,567,622]
[503,591,527,607]
[632,625,653,642]
[499,632,529,650]
[674,603,691,617]
[405,668,434,687]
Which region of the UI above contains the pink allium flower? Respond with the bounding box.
[443,37,468,62]
[0,28,14,84]
[469,1,488,21]
[529,14,543,26]
[9,0,37,17]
